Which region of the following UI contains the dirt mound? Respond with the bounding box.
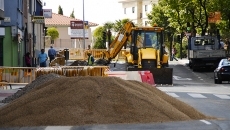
[70,60,87,66]
[0,76,212,127]
[1,73,62,103]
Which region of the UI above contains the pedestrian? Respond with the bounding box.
[48,46,57,63]
[87,52,95,66]
[87,45,91,50]
[25,52,31,67]
[38,49,48,67]
[172,45,178,61]
[25,52,32,72]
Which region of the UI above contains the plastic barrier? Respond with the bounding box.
[139,71,156,87]
[104,71,128,80]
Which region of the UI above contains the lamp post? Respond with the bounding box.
[82,0,85,49]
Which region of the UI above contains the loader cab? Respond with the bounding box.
[130,28,165,65]
[134,30,162,49]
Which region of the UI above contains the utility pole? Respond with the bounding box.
[32,0,36,67]
[82,0,85,49]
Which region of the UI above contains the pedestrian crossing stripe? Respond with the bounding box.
[214,94,230,99]
[166,92,230,100]
[187,93,207,98]
[166,93,180,98]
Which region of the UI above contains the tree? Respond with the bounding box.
[47,27,59,44]
[58,5,63,15]
[70,9,75,18]
[92,26,106,49]
[113,18,131,32]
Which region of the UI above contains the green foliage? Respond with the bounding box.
[113,18,131,32]
[174,37,188,58]
[58,5,63,15]
[47,27,59,40]
[93,37,106,49]
[70,9,75,18]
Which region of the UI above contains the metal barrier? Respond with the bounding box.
[0,66,110,88]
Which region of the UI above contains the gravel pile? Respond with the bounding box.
[70,60,87,66]
[1,73,62,103]
[0,76,213,127]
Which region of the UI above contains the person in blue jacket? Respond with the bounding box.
[38,49,48,67]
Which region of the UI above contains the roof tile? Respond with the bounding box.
[45,13,98,27]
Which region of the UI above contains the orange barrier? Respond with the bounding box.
[139,71,156,87]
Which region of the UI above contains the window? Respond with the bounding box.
[124,8,126,14]
[132,7,135,13]
[145,5,148,11]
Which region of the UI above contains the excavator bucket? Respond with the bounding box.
[127,68,173,85]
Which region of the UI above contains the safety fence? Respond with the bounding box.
[68,48,129,60]
[49,48,130,67]
[0,66,110,89]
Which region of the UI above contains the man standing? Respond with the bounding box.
[38,49,48,67]
[48,46,57,63]
[87,52,94,66]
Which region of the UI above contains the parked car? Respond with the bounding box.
[214,58,230,84]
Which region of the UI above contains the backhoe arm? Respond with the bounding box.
[103,22,134,62]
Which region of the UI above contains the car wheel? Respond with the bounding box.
[214,77,222,84]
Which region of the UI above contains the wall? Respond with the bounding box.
[0,0,4,20]
[46,25,92,50]
[3,27,18,66]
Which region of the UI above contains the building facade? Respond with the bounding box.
[45,13,98,51]
[0,0,4,20]
[0,0,43,67]
[118,0,158,26]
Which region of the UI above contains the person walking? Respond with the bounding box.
[87,52,95,66]
[172,46,178,61]
[48,46,57,63]
[38,49,48,67]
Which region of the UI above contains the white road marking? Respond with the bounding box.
[214,94,230,99]
[45,126,72,130]
[173,75,192,80]
[200,120,211,125]
[188,93,207,98]
[167,93,180,98]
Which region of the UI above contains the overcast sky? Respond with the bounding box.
[43,0,124,25]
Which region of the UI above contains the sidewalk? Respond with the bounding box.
[169,58,189,66]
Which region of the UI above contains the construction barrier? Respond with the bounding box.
[127,68,173,85]
[139,71,156,87]
[104,71,155,86]
[0,66,110,88]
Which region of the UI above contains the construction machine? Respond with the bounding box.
[100,22,173,84]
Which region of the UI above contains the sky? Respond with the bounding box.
[43,0,124,26]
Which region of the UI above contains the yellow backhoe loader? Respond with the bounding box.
[100,22,173,84]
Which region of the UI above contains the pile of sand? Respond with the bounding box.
[0,76,212,127]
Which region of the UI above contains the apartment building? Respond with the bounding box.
[118,0,158,26]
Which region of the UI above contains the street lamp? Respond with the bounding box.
[82,0,85,49]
